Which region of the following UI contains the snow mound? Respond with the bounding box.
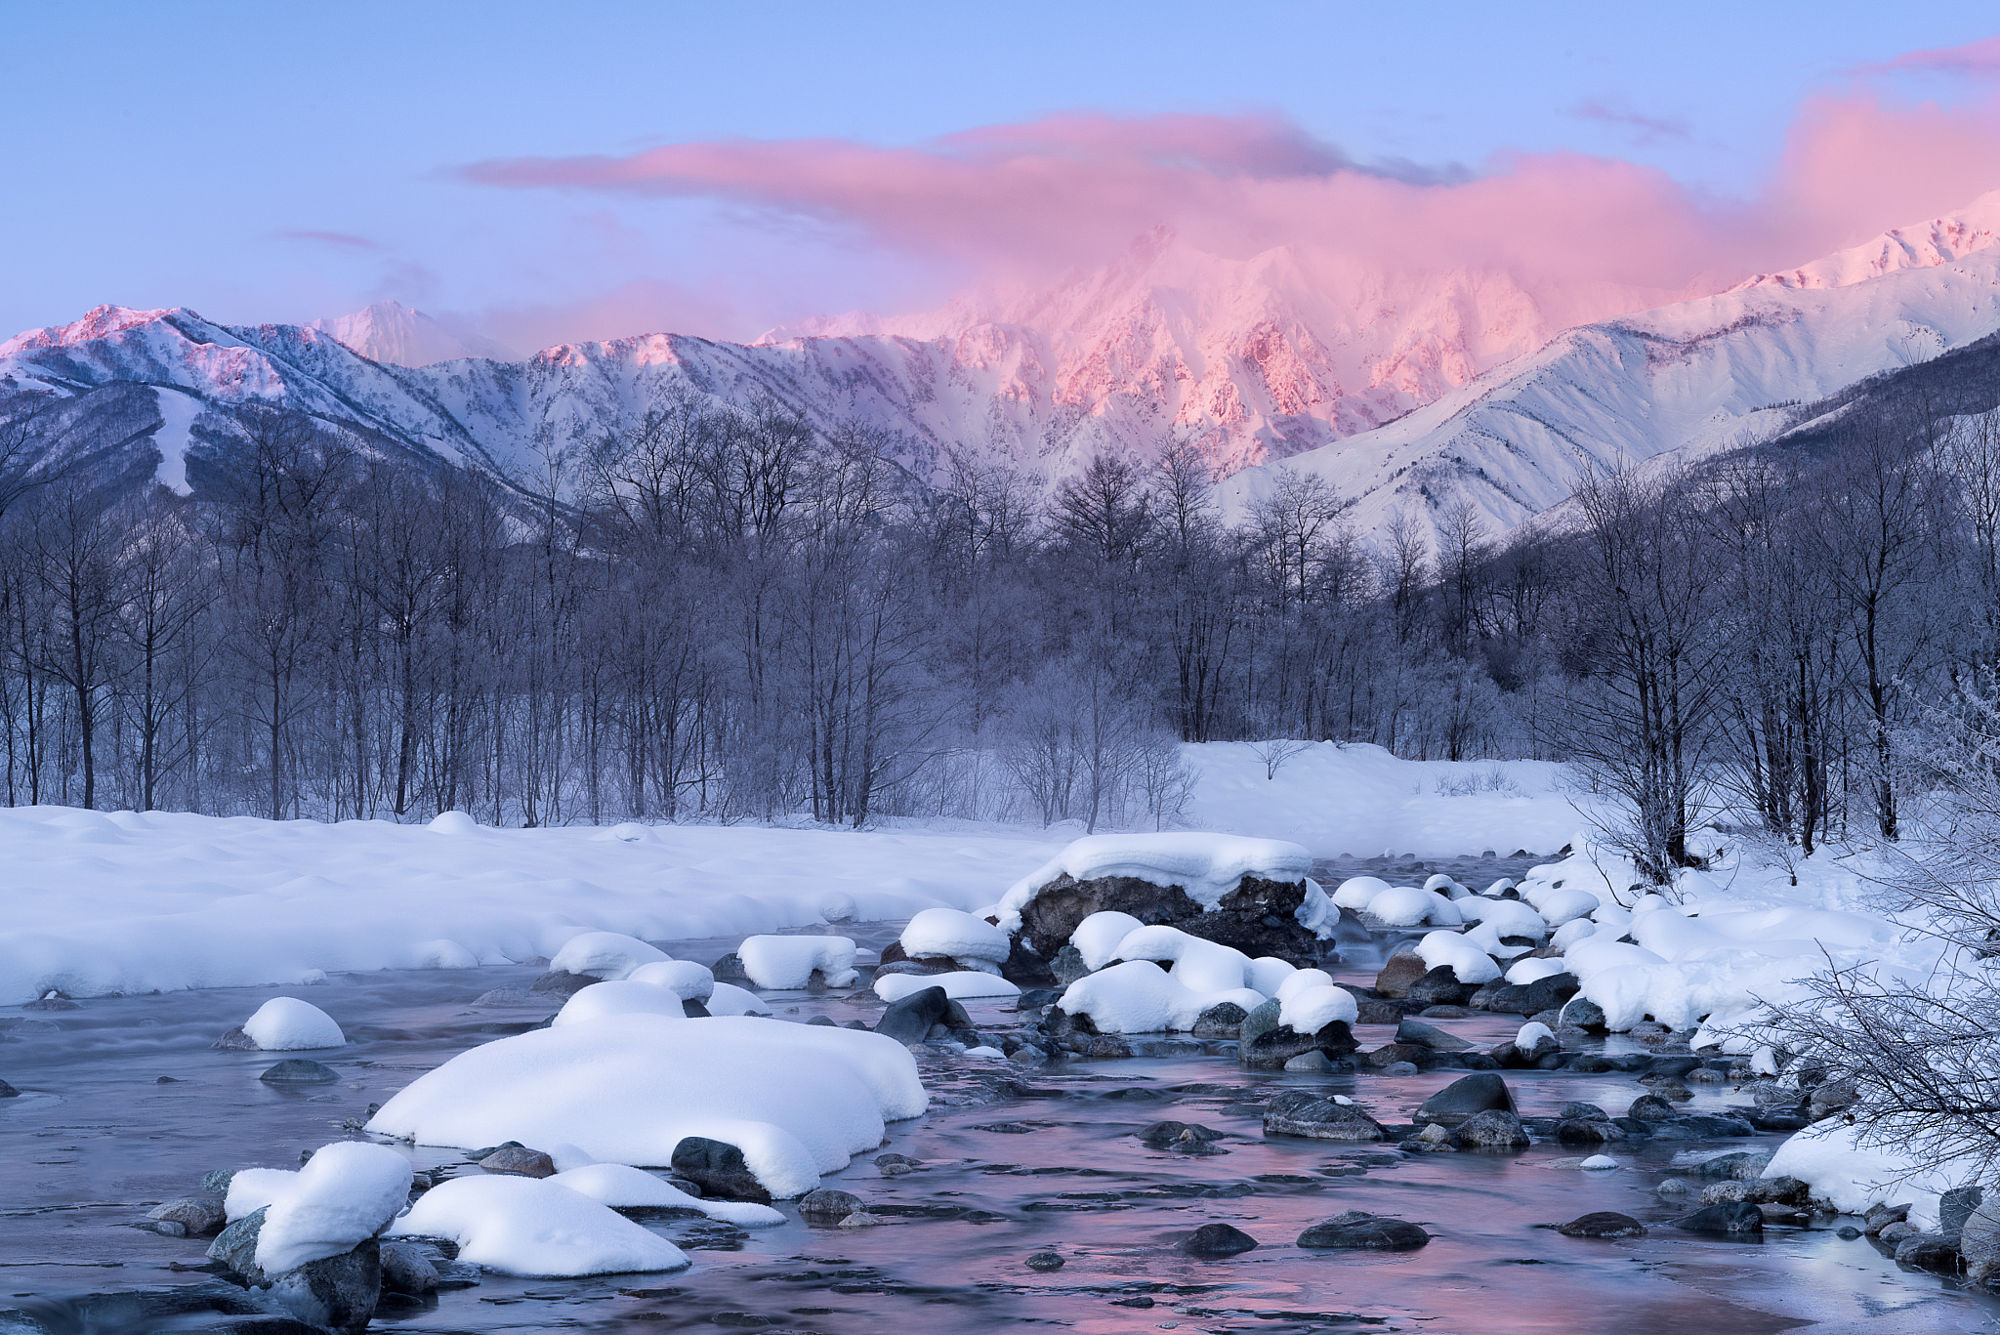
[388,1175,688,1276]
[1055,959,1262,1034]
[548,1161,784,1227]
[899,908,1008,963]
[549,931,670,980]
[1071,911,1146,970]
[1364,885,1461,927]
[1763,1120,1965,1230]
[241,997,345,1051]
[427,810,477,835]
[873,971,1020,1002]
[737,935,857,989]
[705,981,768,1016]
[553,980,691,1027]
[1505,956,1569,985]
[1331,876,1393,911]
[1275,975,1358,1032]
[1414,930,1502,984]
[625,960,716,1001]
[366,1014,921,1198]
[1456,897,1548,940]
[226,1141,411,1274]
[997,833,1311,926]
[1111,924,1254,993]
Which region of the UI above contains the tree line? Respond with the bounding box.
[0,383,1986,863]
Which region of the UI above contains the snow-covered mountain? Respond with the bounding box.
[7,194,2000,531]
[307,300,510,367]
[1223,191,2000,534]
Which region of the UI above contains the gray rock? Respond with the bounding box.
[1138,1120,1225,1153]
[1180,1222,1259,1257]
[1942,1185,1986,1244]
[1895,1233,1963,1274]
[267,1239,380,1333]
[258,1059,338,1085]
[1627,1094,1679,1122]
[1284,1050,1334,1072]
[671,1136,771,1203]
[1404,966,1475,1009]
[1476,972,1579,1016]
[201,1168,238,1195]
[1298,1210,1430,1250]
[207,1207,270,1285]
[1558,1102,1608,1121]
[213,1027,260,1051]
[529,969,598,998]
[1672,1150,1771,1180]
[148,1196,226,1237]
[0,1078,17,1098]
[1554,1118,1625,1147]
[379,1241,439,1295]
[877,985,969,1046]
[478,1144,557,1177]
[799,1188,866,1223]
[1394,1018,1472,1052]
[1414,1072,1515,1127]
[1024,1250,1065,1271]
[1451,1108,1530,1149]
[1806,1077,1858,1120]
[1191,1000,1249,1038]
[1674,1202,1764,1235]
[1559,996,1608,1031]
[1559,1211,1646,1238]
[1374,952,1429,998]
[1262,1091,1385,1142]
[1048,945,1091,986]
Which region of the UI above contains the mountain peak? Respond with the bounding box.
[307,300,508,367]
[1735,190,2000,294]
[0,304,181,357]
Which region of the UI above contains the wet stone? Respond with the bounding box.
[258,1059,338,1085]
[1180,1223,1259,1257]
[478,1143,556,1177]
[1559,1211,1647,1239]
[1298,1211,1430,1251]
[1024,1250,1066,1271]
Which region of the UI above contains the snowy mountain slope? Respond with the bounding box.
[1224,192,2000,535]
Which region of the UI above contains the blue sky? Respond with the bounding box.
[4,3,1999,348]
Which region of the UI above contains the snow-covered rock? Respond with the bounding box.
[367,1015,920,1198]
[1055,960,1262,1035]
[388,1175,689,1276]
[998,833,1313,924]
[898,908,1008,964]
[549,932,670,981]
[736,936,857,990]
[1413,930,1502,985]
[552,980,691,1027]
[873,971,1020,1002]
[547,1161,784,1227]
[1070,910,1147,971]
[224,1142,411,1274]
[240,997,345,1051]
[1363,885,1461,928]
[625,960,716,1002]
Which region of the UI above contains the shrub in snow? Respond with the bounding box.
[223,1141,411,1274]
[548,1161,784,1227]
[625,960,716,1002]
[1055,960,1262,1035]
[241,997,345,1051]
[553,980,691,1027]
[388,1175,689,1276]
[367,1014,922,1198]
[549,931,670,981]
[427,810,478,835]
[736,935,857,989]
[1070,910,1146,971]
[873,971,1020,1002]
[898,908,1008,964]
[1413,931,1501,985]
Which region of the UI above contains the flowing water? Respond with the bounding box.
[1,859,1994,1334]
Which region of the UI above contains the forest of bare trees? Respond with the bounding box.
[0,385,1990,869]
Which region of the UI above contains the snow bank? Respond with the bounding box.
[547,1161,784,1227]
[1178,742,1586,858]
[737,935,857,989]
[388,1175,689,1276]
[1363,885,1460,927]
[1764,1120,1968,1231]
[899,908,1008,963]
[0,807,1061,1005]
[367,1015,923,1198]
[240,997,345,1051]
[873,971,1020,1002]
[549,931,671,980]
[224,1142,411,1274]
[996,832,1312,927]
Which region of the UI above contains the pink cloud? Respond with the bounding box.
[1848,35,2000,78]
[457,44,2000,328]
[1567,99,1692,145]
